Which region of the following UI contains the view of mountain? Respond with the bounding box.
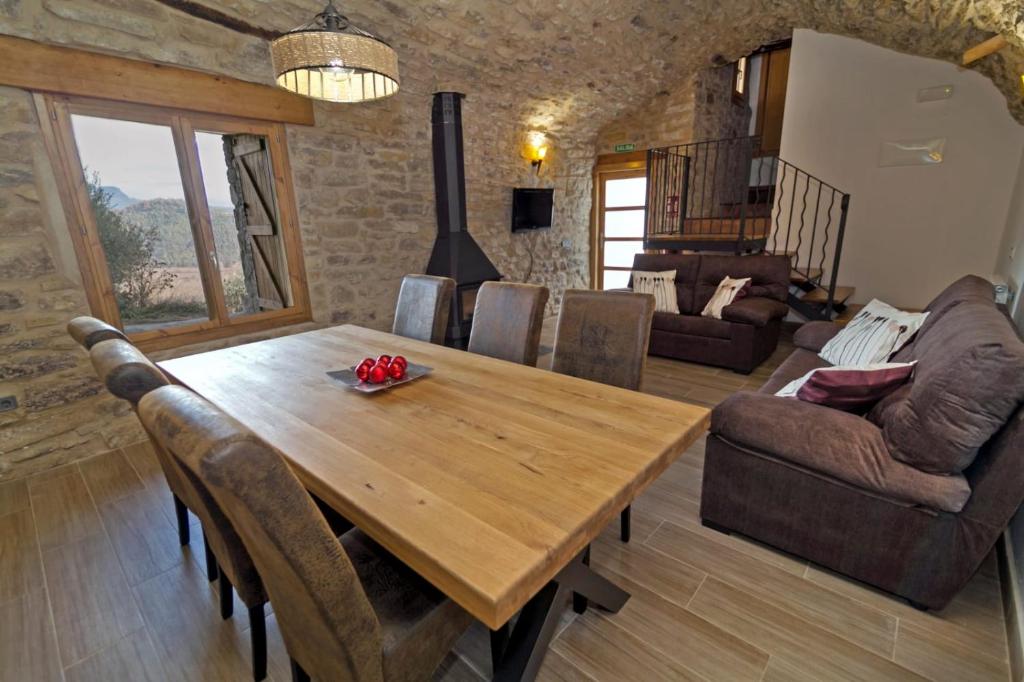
[118,197,241,268]
[100,185,139,209]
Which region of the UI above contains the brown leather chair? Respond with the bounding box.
[467,281,549,366]
[89,340,269,681]
[392,274,455,344]
[551,289,656,546]
[67,315,128,349]
[138,385,473,682]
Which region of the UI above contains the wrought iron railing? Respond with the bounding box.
[644,135,851,318]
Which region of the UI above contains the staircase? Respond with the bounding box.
[644,135,852,320]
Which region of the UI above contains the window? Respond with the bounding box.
[44,96,309,350]
[596,170,647,290]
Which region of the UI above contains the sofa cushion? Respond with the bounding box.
[652,311,732,339]
[758,347,831,395]
[793,321,842,352]
[694,254,789,312]
[711,392,972,512]
[632,270,679,314]
[880,301,1024,474]
[776,362,915,412]
[630,254,701,314]
[893,275,994,362]
[721,297,790,327]
[819,299,928,367]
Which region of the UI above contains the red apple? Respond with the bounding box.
[359,357,375,370]
[355,364,370,382]
[391,355,408,370]
[368,364,389,384]
[377,354,392,366]
[388,362,406,380]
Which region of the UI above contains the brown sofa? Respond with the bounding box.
[700,275,1024,609]
[626,253,791,373]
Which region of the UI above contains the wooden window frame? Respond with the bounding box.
[39,94,312,352]
[732,56,749,105]
[592,164,647,290]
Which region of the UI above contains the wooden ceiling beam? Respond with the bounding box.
[0,35,314,126]
[963,35,1008,66]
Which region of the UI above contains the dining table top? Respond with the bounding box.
[158,324,710,629]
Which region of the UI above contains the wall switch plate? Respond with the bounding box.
[0,396,17,412]
[561,238,572,248]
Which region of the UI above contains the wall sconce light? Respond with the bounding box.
[524,131,549,174]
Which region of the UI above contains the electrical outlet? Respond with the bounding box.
[0,395,17,413]
[561,238,572,249]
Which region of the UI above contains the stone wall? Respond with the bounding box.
[0,1,599,480]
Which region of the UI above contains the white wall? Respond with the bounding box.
[997,147,1024,326]
[780,29,1024,309]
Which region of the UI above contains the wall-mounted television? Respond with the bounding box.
[511,188,553,232]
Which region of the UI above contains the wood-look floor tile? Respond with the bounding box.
[536,649,595,681]
[590,534,704,608]
[688,577,924,681]
[648,522,896,657]
[27,463,81,491]
[0,479,30,516]
[30,470,104,550]
[43,533,145,667]
[99,487,185,586]
[79,450,145,507]
[894,620,1009,681]
[121,440,162,482]
[0,509,43,602]
[805,561,1009,662]
[551,611,705,681]
[0,589,63,682]
[43,532,145,667]
[64,629,168,682]
[590,570,768,681]
[134,558,257,681]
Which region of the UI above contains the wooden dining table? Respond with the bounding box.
[159,324,710,680]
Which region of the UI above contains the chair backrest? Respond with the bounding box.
[68,315,128,350]
[137,386,385,681]
[467,281,549,366]
[392,274,455,344]
[89,339,168,404]
[551,289,655,391]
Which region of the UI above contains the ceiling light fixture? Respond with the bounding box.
[270,1,399,103]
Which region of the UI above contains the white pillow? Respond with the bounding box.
[818,299,928,367]
[633,270,679,314]
[701,276,751,319]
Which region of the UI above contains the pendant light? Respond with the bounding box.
[271,1,399,103]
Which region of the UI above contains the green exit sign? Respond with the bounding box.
[614,143,636,153]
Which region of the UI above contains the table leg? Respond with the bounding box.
[492,549,631,681]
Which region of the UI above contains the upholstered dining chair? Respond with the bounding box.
[88,339,269,681]
[467,281,550,366]
[392,274,456,344]
[138,384,474,682]
[68,316,202,550]
[551,289,656,546]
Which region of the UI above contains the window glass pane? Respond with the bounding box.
[604,210,645,238]
[71,115,209,333]
[604,177,646,208]
[196,131,292,317]
[603,270,631,290]
[603,241,644,268]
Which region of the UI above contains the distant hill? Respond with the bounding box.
[101,186,139,209]
[119,198,241,268]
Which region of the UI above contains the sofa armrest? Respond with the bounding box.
[721,297,789,327]
[793,321,842,352]
[606,288,633,294]
[710,392,970,512]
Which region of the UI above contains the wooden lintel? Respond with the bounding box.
[963,35,1009,66]
[0,35,315,126]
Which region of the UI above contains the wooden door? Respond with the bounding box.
[755,47,790,154]
[228,134,290,309]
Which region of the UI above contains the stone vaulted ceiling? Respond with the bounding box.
[9,0,1024,134]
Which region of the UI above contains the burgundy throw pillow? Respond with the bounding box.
[795,363,915,412]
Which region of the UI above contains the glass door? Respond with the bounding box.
[597,169,647,289]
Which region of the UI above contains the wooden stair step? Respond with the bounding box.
[834,303,865,326]
[802,286,854,305]
[790,268,823,284]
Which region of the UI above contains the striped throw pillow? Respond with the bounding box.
[819,299,928,367]
[632,270,679,314]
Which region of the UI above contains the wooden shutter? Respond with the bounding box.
[228,134,291,310]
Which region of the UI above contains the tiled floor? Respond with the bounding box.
[0,325,1011,681]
